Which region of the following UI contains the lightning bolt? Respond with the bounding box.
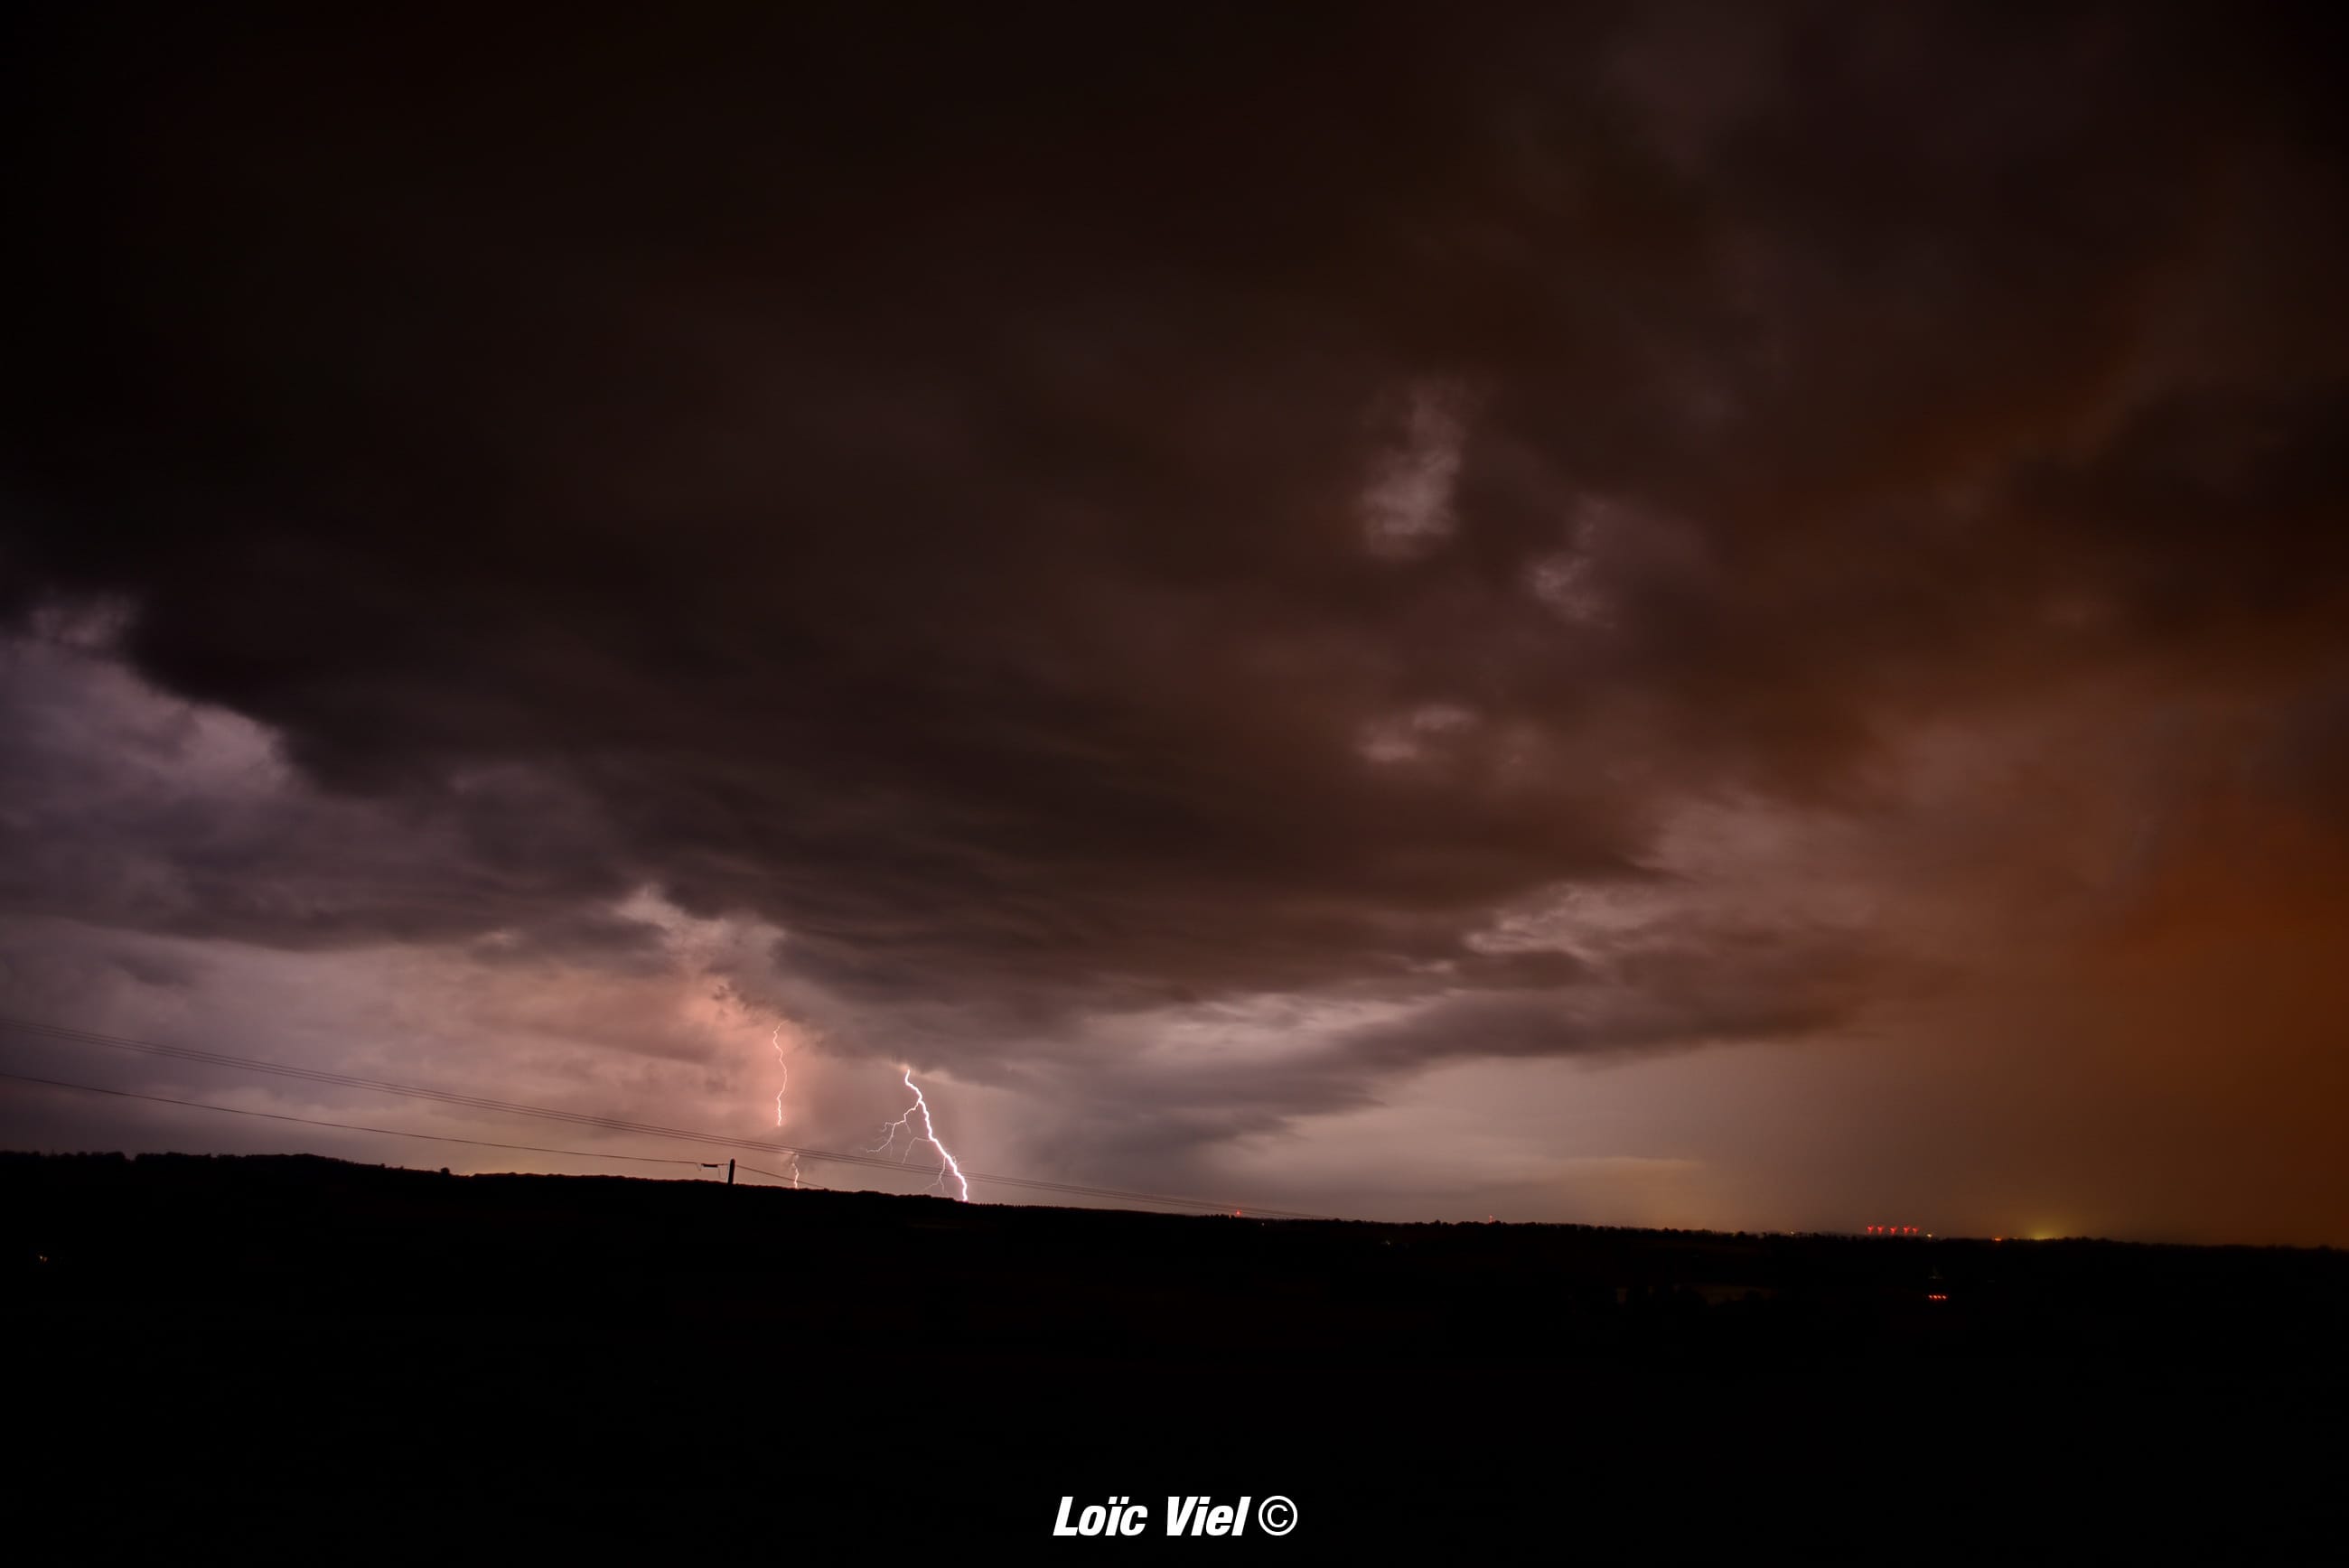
[869,1068,969,1202]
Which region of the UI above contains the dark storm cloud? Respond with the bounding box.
[5,1,2346,1080]
[990,909,1895,1185]
[1342,922,1886,1071]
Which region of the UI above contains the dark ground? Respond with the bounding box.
[5,1152,2342,1557]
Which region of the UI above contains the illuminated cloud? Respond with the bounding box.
[1361,383,1474,560]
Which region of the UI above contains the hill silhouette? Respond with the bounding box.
[6,1151,2340,1554]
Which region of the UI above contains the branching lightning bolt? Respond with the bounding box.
[767,1022,960,1201]
[869,1067,969,1201]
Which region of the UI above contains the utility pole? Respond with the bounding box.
[727,1158,735,1185]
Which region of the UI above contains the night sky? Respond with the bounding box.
[5,3,2346,1242]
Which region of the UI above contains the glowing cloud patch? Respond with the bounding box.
[1360,383,1473,560]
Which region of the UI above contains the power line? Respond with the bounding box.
[737,1163,823,1190]
[6,1013,1334,1216]
[0,1067,711,1169]
[0,1014,1334,1219]
[0,1013,1316,1213]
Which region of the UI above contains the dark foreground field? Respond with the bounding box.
[5,1152,2342,1556]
